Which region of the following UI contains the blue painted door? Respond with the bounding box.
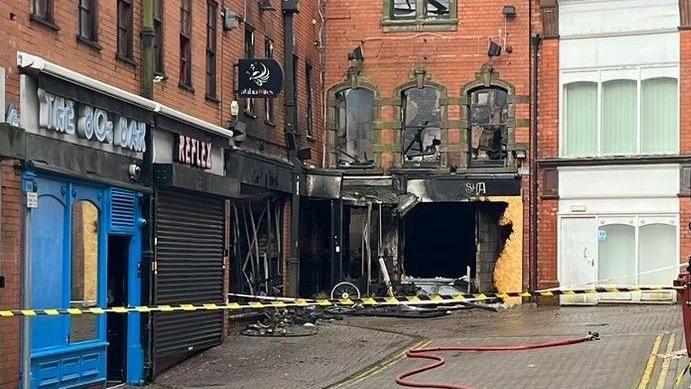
[28,176,108,388]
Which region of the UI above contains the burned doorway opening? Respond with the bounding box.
[231,196,285,296]
[402,201,512,293]
[299,197,401,298]
[299,200,334,298]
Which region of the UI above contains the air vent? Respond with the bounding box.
[110,189,136,232]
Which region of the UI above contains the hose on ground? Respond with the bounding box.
[395,332,600,389]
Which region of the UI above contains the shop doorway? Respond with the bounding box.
[231,197,285,296]
[299,200,334,297]
[403,203,475,278]
[107,235,130,385]
[402,202,511,293]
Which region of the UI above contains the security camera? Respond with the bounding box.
[128,164,142,181]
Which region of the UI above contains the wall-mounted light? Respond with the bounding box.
[488,41,502,57]
[297,147,312,161]
[513,149,527,161]
[128,164,142,182]
[229,120,247,143]
[258,0,276,12]
[222,7,241,31]
[501,5,516,19]
[502,5,517,18]
[152,74,167,83]
[347,46,364,62]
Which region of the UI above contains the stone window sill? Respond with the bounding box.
[30,14,60,31]
[76,35,102,51]
[116,53,137,67]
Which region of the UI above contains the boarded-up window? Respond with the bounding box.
[70,201,99,343]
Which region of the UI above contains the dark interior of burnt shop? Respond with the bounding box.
[297,199,513,299]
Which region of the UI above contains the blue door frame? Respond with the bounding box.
[23,171,144,387]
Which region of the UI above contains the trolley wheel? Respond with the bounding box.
[330,282,361,300]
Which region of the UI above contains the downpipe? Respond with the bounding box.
[529,32,542,295]
[282,2,302,297]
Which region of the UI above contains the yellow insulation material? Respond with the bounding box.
[486,196,523,304]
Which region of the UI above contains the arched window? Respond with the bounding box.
[402,87,442,166]
[334,88,375,167]
[469,87,508,166]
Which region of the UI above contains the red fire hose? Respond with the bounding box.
[395,332,600,389]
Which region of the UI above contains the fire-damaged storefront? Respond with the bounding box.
[300,174,523,300]
[226,150,292,298]
[150,115,238,375]
[305,61,528,300]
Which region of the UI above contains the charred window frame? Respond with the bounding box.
[401,87,443,167]
[78,0,99,46]
[306,63,314,139]
[244,26,256,118]
[31,0,57,29]
[333,88,376,168]
[205,0,218,100]
[468,87,509,167]
[153,0,164,75]
[383,0,457,32]
[264,38,275,125]
[117,0,134,63]
[179,0,193,90]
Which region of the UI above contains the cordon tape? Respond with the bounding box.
[0,286,681,317]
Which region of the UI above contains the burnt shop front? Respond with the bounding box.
[11,59,149,387]
[150,114,238,375]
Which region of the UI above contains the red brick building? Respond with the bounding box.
[0,0,324,387]
[535,0,687,304]
[307,0,536,300]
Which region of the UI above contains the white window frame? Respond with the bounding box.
[557,213,679,288]
[559,64,679,158]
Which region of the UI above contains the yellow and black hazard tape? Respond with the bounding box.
[0,286,681,317]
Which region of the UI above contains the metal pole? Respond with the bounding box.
[21,189,32,389]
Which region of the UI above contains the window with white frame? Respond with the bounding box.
[597,216,677,286]
[562,69,678,157]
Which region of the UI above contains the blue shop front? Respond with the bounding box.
[12,56,151,387]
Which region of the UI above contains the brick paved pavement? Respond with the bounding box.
[336,305,690,389]
[141,304,691,389]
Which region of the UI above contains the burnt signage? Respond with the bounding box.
[174,135,212,169]
[238,59,284,98]
[407,177,522,202]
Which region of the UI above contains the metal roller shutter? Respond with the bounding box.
[153,189,225,375]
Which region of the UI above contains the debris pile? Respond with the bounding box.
[241,307,343,337]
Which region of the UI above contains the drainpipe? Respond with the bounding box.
[140,0,156,380]
[283,1,302,297]
[530,33,542,295]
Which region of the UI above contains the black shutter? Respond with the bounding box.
[152,189,225,375]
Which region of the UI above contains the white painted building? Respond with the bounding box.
[556,0,681,303]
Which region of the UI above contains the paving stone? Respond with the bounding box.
[137,305,691,389]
